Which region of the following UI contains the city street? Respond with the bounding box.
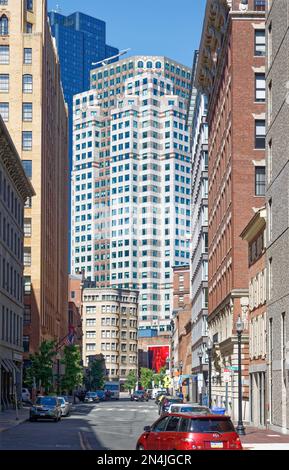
[0,398,158,451]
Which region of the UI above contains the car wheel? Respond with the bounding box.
[54,417,58,422]
[29,417,35,422]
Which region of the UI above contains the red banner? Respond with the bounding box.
[148,346,169,373]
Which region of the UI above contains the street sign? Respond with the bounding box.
[227,366,238,372]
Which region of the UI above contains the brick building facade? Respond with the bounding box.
[196,0,265,420]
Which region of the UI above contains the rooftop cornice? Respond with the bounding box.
[0,118,35,201]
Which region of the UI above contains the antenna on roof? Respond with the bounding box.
[55,2,61,13]
[92,48,131,67]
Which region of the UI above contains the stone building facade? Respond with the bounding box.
[0,117,34,410]
[266,0,289,434]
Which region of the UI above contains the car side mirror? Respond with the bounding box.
[144,426,151,432]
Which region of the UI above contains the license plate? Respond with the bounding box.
[210,442,223,449]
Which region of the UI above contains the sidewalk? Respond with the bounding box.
[241,426,289,450]
[0,408,29,433]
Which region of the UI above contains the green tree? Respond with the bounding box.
[124,371,137,392]
[140,368,154,390]
[60,345,83,394]
[153,366,167,388]
[86,357,105,390]
[25,340,57,392]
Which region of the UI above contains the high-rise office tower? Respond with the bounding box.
[71,57,192,336]
[48,10,119,161]
[0,0,69,356]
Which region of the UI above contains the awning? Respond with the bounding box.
[0,358,20,374]
[0,359,10,372]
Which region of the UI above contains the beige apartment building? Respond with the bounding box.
[82,288,138,384]
[0,0,69,357]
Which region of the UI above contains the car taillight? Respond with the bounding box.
[181,438,198,450]
[230,438,243,450]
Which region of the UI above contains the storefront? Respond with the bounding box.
[0,352,22,411]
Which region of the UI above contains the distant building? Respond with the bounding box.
[171,265,192,399]
[187,50,209,398]
[82,288,138,385]
[0,117,34,411]
[71,57,192,339]
[241,207,266,428]
[48,10,119,162]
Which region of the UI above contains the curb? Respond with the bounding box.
[0,416,29,433]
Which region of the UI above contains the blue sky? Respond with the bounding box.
[47,0,206,67]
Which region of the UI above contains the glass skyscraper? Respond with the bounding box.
[48,11,119,162]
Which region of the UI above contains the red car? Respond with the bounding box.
[136,413,243,450]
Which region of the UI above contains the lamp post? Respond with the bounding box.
[207,338,213,409]
[198,349,203,405]
[179,361,183,397]
[236,317,246,435]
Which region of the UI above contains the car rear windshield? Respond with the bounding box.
[189,418,235,433]
[171,406,208,413]
[167,398,182,404]
[36,397,57,406]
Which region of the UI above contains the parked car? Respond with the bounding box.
[131,390,149,402]
[95,390,106,401]
[155,392,170,405]
[159,397,183,415]
[136,414,243,450]
[84,392,100,403]
[58,396,71,417]
[152,388,167,400]
[167,403,211,415]
[29,396,62,422]
[22,388,31,401]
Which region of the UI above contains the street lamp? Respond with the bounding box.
[207,338,213,409]
[236,317,246,435]
[198,349,203,405]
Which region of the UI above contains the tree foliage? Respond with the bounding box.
[153,366,167,387]
[124,371,137,392]
[60,345,83,394]
[140,368,154,390]
[85,357,105,390]
[25,340,57,392]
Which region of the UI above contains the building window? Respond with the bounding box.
[26,23,33,33]
[23,74,33,93]
[23,103,32,121]
[0,102,9,122]
[255,120,265,149]
[0,1,8,4]
[254,0,265,11]
[24,218,32,237]
[0,74,9,92]
[22,131,32,151]
[23,335,30,353]
[24,306,31,325]
[255,30,265,56]
[255,73,265,102]
[24,276,31,294]
[24,248,31,266]
[26,0,33,11]
[24,48,32,64]
[22,160,32,178]
[0,15,8,36]
[255,167,265,196]
[0,45,9,64]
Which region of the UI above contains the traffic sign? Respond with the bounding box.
[223,369,230,383]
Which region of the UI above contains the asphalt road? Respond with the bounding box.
[0,398,159,450]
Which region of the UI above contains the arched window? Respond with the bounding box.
[147,61,153,69]
[137,61,143,68]
[156,61,162,69]
[23,74,33,93]
[0,15,9,36]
